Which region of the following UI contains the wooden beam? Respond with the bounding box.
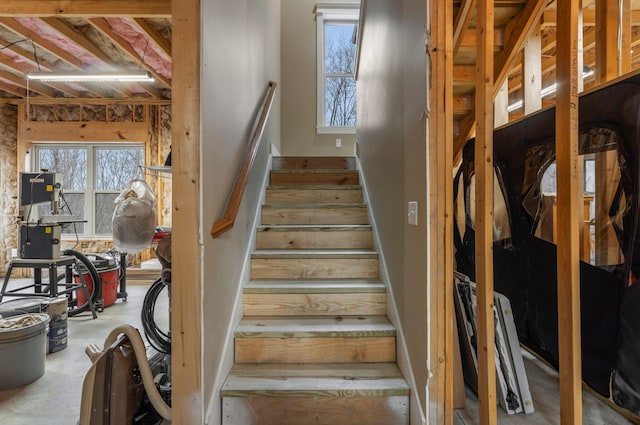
[0,17,85,69]
[453,0,475,57]
[39,17,136,98]
[172,0,202,423]
[459,26,503,49]
[475,0,497,424]
[0,68,57,97]
[429,0,454,423]
[133,18,171,58]
[19,121,149,142]
[0,0,171,17]
[556,0,582,423]
[0,17,117,97]
[40,17,114,64]
[494,79,508,126]
[0,81,26,97]
[88,18,171,89]
[453,64,476,84]
[541,9,640,27]
[455,0,546,156]
[523,28,542,114]
[453,95,472,115]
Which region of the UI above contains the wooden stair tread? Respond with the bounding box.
[222,363,409,397]
[257,224,371,231]
[252,249,377,258]
[267,184,361,190]
[244,280,385,293]
[263,203,366,208]
[236,315,395,337]
[270,169,359,174]
[271,157,356,170]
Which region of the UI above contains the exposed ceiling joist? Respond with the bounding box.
[453,0,475,57]
[133,18,171,58]
[0,0,171,18]
[88,18,171,88]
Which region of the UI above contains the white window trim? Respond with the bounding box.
[315,3,360,134]
[32,143,144,239]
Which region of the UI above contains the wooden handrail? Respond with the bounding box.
[210,81,278,238]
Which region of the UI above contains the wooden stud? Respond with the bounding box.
[494,79,508,127]
[475,0,497,424]
[172,0,202,423]
[0,0,171,17]
[556,0,582,424]
[595,0,626,266]
[428,0,454,423]
[523,28,542,115]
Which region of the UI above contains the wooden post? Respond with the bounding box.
[523,28,542,114]
[494,79,508,127]
[172,0,202,423]
[475,0,496,424]
[556,0,582,423]
[594,0,628,266]
[428,0,454,423]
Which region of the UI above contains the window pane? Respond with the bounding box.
[325,76,356,126]
[96,148,144,190]
[38,148,87,190]
[95,193,118,234]
[325,23,356,74]
[60,193,84,234]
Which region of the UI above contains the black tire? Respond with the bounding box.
[63,250,101,316]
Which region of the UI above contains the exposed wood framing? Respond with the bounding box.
[133,18,171,58]
[454,0,547,157]
[595,0,628,266]
[453,0,475,57]
[494,79,508,126]
[19,121,149,142]
[88,17,171,89]
[172,0,202,424]
[0,0,171,17]
[38,17,138,98]
[556,0,582,423]
[475,0,497,423]
[523,29,542,114]
[428,0,454,424]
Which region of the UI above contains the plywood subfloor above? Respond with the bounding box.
[454,350,635,425]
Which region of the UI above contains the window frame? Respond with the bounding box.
[32,142,145,239]
[315,3,360,134]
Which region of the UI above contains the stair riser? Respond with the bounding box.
[256,230,372,249]
[262,207,368,225]
[235,337,396,363]
[270,171,359,186]
[251,258,379,280]
[272,156,356,170]
[243,293,387,316]
[266,188,363,204]
[221,396,409,425]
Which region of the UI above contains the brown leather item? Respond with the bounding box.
[88,335,145,425]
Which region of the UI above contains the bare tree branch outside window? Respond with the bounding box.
[324,23,357,127]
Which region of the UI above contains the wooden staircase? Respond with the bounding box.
[221,157,410,425]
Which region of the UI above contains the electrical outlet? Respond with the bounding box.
[336,138,342,148]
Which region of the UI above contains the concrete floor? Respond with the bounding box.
[0,277,168,425]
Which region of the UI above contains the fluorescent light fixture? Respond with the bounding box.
[26,71,154,83]
[507,68,596,113]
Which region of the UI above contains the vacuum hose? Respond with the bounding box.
[80,324,171,423]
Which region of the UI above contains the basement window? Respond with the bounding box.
[32,143,144,238]
[315,3,359,134]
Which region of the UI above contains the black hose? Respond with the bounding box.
[63,249,101,316]
[141,278,171,354]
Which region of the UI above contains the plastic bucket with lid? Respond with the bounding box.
[0,297,47,318]
[0,313,50,390]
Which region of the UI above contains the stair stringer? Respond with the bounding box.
[204,154,274,425]
[356,156,427,425]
